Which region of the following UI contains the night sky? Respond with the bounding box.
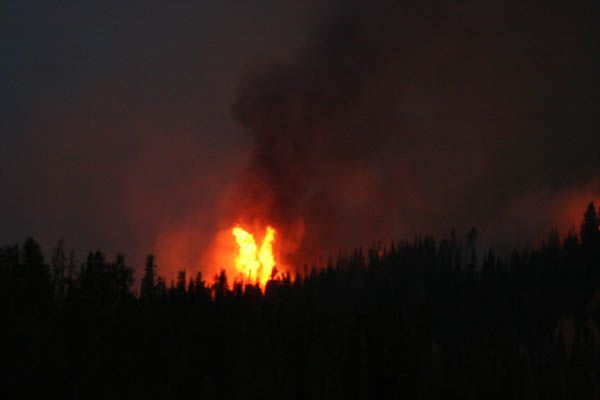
[1,0,599,277]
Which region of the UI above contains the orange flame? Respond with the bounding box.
[232,226,277,287]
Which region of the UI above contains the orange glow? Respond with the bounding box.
[232,226,277,287]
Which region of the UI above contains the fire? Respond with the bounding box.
[232,226,277,287]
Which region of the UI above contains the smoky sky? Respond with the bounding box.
[230,0,600,264]
[1,0,599,274]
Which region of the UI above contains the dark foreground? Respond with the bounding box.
[2,204,600,399]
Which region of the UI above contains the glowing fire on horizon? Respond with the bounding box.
[232,225,277,287]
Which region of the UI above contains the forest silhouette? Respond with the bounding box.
[2,202,599,399]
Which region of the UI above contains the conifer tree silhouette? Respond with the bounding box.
[1,202,599,399]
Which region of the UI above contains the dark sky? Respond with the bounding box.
[1,1,599,276]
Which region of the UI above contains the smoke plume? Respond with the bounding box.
[227,0,600,266]
[1,0,598,277]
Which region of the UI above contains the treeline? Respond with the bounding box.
[2,203,600,399]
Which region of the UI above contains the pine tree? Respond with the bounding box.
[140,254,157,302]
[51,240,68,302]
[580,201,599,249]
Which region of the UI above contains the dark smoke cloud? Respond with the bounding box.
[1,0,599,276]
[230,0,600,264]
